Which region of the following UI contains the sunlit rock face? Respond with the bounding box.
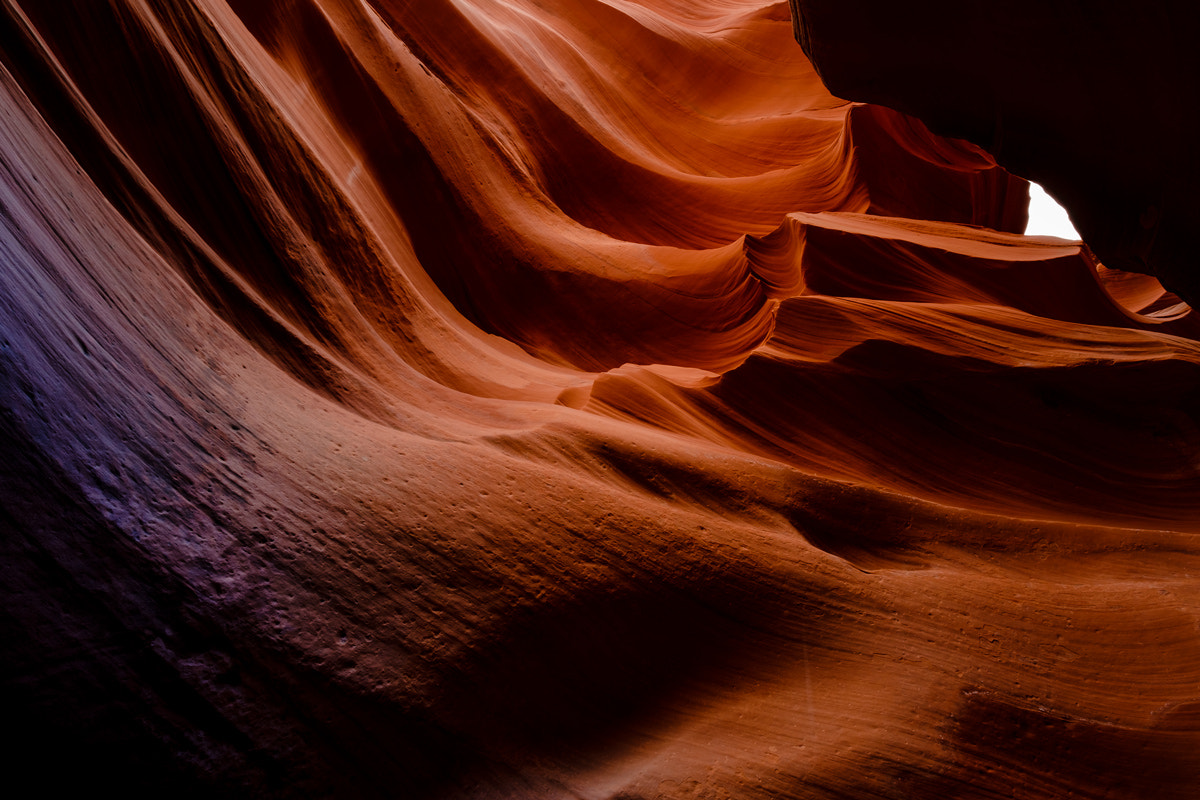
[1,1,1198,797]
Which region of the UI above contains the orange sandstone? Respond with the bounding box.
[0,1,1196,797]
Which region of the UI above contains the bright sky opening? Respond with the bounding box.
[1025,181,1080,240]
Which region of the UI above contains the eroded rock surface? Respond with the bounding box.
[1,1,1197,797]
[790,0,1200,304]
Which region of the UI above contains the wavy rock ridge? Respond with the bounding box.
[1,1,1197,797]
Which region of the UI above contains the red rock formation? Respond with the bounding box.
[789,0,1200,306]
[0,1,1196,797]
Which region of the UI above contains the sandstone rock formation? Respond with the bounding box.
[1,1,1197,797]
[789,0,1200,306]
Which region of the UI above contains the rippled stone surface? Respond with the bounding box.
[1,1,1197,797]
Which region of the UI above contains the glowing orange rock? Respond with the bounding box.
[0,1,1196,796]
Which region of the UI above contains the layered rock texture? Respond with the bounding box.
[790,0,1200,306]
[1,0,1197,797]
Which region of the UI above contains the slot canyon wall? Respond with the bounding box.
[789,0,1200,307]
[1,0,1198,797]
